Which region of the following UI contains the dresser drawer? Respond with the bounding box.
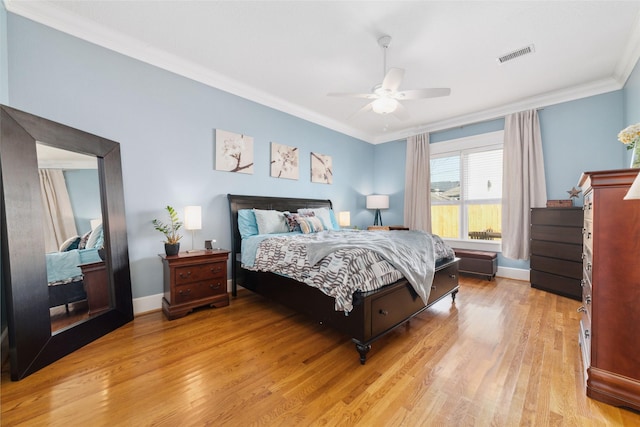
[530,255,582,279]
[531,208,583,226]
[530,269,581,300]
[530,240,582,261]
[531,225,583,244]
[174,279,226,303]
[174,262,225,285]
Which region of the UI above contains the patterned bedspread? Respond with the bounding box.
[245,230,454,312]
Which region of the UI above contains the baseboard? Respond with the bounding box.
[132,279,233,316]
[496,266,530,282]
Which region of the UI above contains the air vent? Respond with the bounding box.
[497,44,535,64]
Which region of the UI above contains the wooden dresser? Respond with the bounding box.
[578,169,640,411]
[160,250,230,320]
[530,207,583,300]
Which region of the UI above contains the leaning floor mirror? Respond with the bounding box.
[1,105,133,380]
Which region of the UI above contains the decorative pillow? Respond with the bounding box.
[298,207,339,230]
[77,230,92,250]
[85,224,104,249]
[238,209,259,239]
[59,235,81,252]
[297,216,325,234]
[283,211,315,232]
[253,209,289,234]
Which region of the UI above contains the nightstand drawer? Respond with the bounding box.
[175,279,226,303]
[174,262,225,285]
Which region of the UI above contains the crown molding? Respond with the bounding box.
[373,76,623,145]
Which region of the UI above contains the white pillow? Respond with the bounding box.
[253,209,289,234]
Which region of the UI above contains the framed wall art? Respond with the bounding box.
[215,129,254,174]
[270,142,299,180]
[311,152,332,184]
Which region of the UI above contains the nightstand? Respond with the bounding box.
[80,261,110,316]
[160,249,230,320]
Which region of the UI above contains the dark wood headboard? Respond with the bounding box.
[226,194,332,295]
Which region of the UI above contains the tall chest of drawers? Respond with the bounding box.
[160,250,230,320]
[530,207,583,300]
[578,169,640,411]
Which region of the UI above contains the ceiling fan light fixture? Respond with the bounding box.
[372,97,398,114]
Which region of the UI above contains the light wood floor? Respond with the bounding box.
[2,276,639,426]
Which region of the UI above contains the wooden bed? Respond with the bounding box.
[227,194,460,364]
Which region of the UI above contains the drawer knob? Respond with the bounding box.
[577,306,586,313]
[379,309,388,316]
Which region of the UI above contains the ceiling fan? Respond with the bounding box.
[328,35,451,120]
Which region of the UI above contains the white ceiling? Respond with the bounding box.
[6,1,640,144]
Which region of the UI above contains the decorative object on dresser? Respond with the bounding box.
[529,207,583,300]
[160,250,230,320]
[152,205,183,256]
[578,169,640,412]
[452,248,497,281]
[546,199,573,208]
[366,194,389,226]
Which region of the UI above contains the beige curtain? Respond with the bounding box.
[502,110,547,260]
[404,132,432,232]
[39,169,78,252]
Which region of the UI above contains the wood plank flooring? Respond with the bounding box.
[2,276,639,426]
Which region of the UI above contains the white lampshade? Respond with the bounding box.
[184,206,202,230]
[366,195,389,209]
[338,211,351,227]
[624,175,640,200]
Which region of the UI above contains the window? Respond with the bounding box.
[430,131,503,242]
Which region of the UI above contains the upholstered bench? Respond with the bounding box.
[452,248,497,281]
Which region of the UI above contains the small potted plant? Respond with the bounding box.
[152,205,183,256]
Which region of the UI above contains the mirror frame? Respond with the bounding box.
[1,105,133,380]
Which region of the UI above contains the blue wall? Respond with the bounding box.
[6,14,373,298]
[64,169,102,234]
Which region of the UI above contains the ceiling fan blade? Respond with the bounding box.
[395,88,451,100]
[393,102,410,121]
[381,68,405,91]
[347,102,374,121]
[327,92,377,99]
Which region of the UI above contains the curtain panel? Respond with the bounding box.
[39,168,78,252]
[501,110,547,260]
[404,133,432,232]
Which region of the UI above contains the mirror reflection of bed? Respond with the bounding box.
[37,143,110,333]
